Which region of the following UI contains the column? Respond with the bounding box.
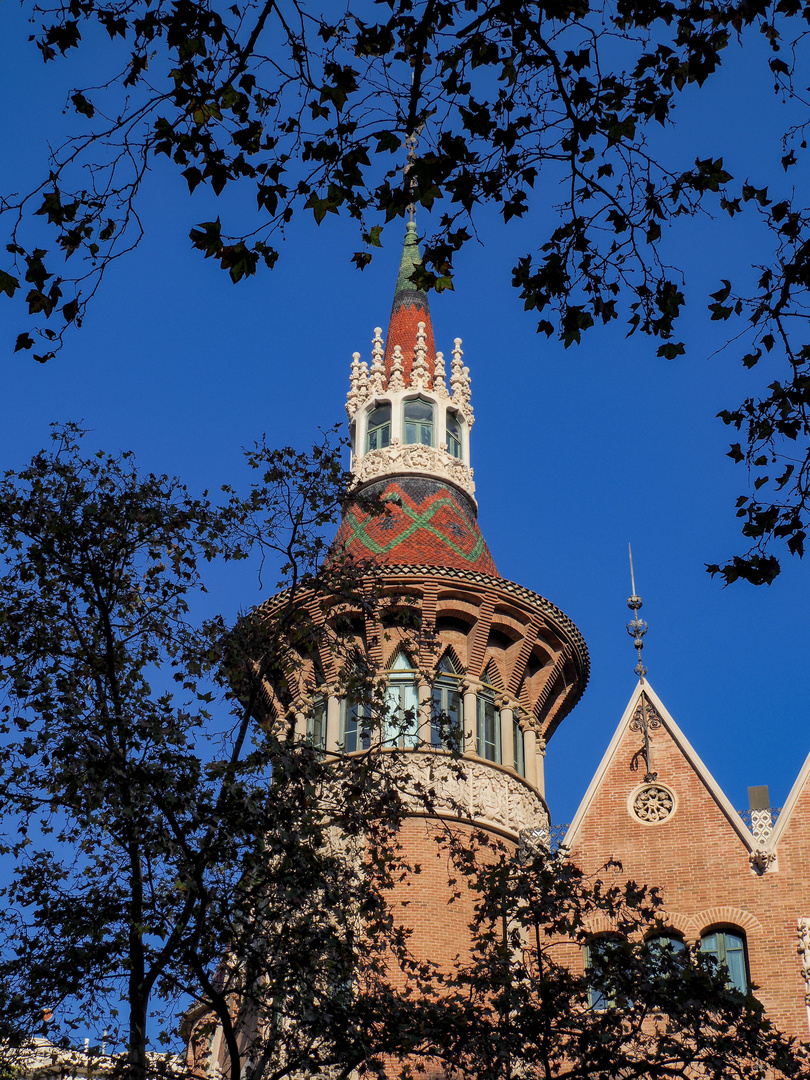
[326,695,340,754]
[463,690,477,755]
[294,710,307,741]
[524,727,537,788]
[500,706,514,771]
[418,682,432,746]
[535,736,547,797]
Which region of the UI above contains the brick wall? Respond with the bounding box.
[567,683,810,1039]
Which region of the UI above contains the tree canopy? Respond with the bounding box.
[0,429,808,1080]
[2,1,810,579]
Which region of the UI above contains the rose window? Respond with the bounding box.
[631,783,675,823]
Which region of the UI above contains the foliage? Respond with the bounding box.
[3,1,810,577]
[0,428,807,1080]
[0,423,424,1080]
[390,833,810,1080]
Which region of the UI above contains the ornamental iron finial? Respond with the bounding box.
[405,131,418,224]
[626,543,647,680]
[630,695,660,782]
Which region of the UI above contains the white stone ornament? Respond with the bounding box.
[389,753,548,839]
[450,338,474,426]
[346,352,366,418]
[369,328,386,395]
[411,321,431,390]
[798,918,810,1006]
[629,782,676,823]
[353,442,475,498]
[388,345,406,392]
[433,351,448,396]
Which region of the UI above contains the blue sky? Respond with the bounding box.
[1,2,809,827]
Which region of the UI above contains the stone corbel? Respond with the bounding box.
[749,847,777,875]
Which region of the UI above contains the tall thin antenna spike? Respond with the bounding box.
[626,545,648,681]
[629,543,637,598]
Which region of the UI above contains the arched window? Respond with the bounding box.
[513,710,525,776]
[647,933,687,960]
[306,696,326,752]
[340,699,371,754]
[431,654,463,750]
[403,398,434,447]
[700,929,748,993]
[584,937,621,1010]
[646,934,687,983]
[446,410,462,459]
[385,651,419,748]
[477,684,501,764]
[366,403,391,453]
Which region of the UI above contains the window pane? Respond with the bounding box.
[404,400,433,422]
[403,399,434,447]
[341,701,370,753]
[385,677,419,748]
[446,412,462,459]
[724,934,747,993]
[431,681,462,750]
[367,404,391,454]
[477,694,501,764]
[307,698,326,751]
[513,716,525,775]
[649,935,686,957]
[585,941,614,1010]
[700,930,748,993]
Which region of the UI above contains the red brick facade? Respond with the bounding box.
[384,301,436,384]
[566,681,810,1040]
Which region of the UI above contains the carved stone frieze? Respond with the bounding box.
[353,441,476,497]
[392,753,549,839]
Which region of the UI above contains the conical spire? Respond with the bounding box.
[383,221,436,384]
[336,216,495,576]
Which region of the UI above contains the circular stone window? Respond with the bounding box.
[628,782,677,824]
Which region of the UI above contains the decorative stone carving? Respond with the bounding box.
[450,338,474,426]
[745,808,778,874]
[411,321,431,390]
[391,753,549,839]
[629,782,676,823]
[388,346,406,392]
[353,441,476,497]
[346,352,369,419]
[750,848,777,874]
[798,918,810,1006]
[433,351,448,396]
[369,330,386,395]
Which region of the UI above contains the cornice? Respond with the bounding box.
[255,565,590,700]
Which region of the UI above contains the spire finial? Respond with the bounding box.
[405,131,418,224]
[626,544,648,681]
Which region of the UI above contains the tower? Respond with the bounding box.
[260,220,589,854]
